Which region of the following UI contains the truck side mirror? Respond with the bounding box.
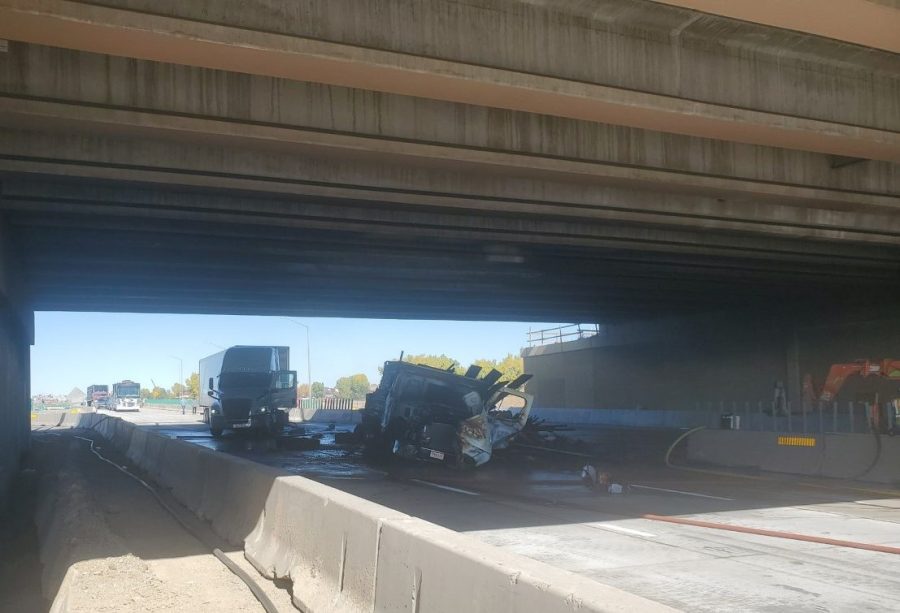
[208,377,214,390]
[208,390,216,398]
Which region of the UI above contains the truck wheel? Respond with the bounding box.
[268,414,284,437]
[210,425,224,437]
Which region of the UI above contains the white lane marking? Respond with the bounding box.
[598,524,657,538]
[631,484,734,501]
[410,479,480,496]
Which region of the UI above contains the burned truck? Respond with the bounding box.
[359,360,533,468]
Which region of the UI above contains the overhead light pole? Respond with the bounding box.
[168,355,183,397]
[284,319,312,408]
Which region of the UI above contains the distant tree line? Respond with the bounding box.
[329,353,525,401]
[140,372,200,400]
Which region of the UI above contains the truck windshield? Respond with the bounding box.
[223,348,272,372]
[117,384,140,397]
[218,371,271,389]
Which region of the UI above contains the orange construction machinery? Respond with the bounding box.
[802,359,900,432]
[803,359,900,405]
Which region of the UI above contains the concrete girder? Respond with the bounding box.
[0,0,897,160]
[1,97,898,215]
[4,172,900,266]
[19,210,896,276]
[1,44,896,197]
[1,128,898,248]
[10,190,896,268]
[10,204,898,320]
[16,211,894,292]
[648,1,900,53]
[21,260,884,317]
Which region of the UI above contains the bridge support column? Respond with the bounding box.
[0,214,34,505]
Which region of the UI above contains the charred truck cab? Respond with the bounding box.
[360,360,533,468]
[200,346,297,437]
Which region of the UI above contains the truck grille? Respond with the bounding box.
[222,398,252,421]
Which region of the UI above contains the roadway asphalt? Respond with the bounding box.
[99,407,900,612]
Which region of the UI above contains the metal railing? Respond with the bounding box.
[697,399,897,434]
[527,323,602,347]
[531,400,899,435]
[299,397,366,411]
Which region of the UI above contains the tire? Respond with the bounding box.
[210,425,224,437]
[363,417,405,464]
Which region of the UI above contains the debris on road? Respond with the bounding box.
[358,359,533,468]
[582,464,627,494]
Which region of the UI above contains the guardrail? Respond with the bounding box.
[526,323,601,347]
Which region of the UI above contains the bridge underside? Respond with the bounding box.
[0,0,897,321]
[4,172,900,321]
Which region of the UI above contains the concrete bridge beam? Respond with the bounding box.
[1,0,897,160]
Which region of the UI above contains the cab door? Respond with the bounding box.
[271,371,298,409]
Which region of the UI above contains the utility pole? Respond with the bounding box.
[168,355,183,396]
[284,319,312,408]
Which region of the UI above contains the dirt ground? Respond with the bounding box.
[4,431,293,612]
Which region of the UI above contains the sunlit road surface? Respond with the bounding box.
[115,406,900,612]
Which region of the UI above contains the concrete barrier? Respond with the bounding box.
[31,409,81,428]
[687,430,900,485]
[74,413,674,612]
[290,407,362,424]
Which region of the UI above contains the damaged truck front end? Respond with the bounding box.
[359,360,533,468]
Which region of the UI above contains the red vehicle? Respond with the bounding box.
[85,384,109,408]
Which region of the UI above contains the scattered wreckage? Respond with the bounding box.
[358,360,533,468]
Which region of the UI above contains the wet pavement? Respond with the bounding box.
[103,407,900,612]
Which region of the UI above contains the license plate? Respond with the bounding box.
[429,450,445,460]
[233,421,252,429]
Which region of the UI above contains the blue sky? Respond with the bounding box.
[31,312,562,395]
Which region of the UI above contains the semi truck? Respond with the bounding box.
[199,346,297,437]
[111,380,141,411]
[85,384,109,408]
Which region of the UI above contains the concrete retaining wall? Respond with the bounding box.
[532,407,709,428]
[75,413,673,612]
[523,312,900,412]
[687,430,900,485]
[290,407,362,424]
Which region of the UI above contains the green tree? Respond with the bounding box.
[186,372,199,398]
[140,388,151,399]
[311,381,325,399]
[298,382,327,398]
[472,354,525,384]
[404,353,462,374]
[171,382,185,398]
[335,374,370,400]
[150,386,167,399]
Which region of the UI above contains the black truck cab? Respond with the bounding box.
[200,346,297,436]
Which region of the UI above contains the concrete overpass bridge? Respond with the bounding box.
[1,0,899,533]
